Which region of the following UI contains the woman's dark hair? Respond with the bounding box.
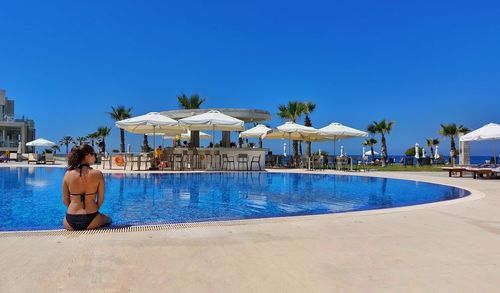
[67,144,95,170]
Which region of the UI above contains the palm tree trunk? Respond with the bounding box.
[430,146,434,159]
[120,129,125,153]
[102,139,106,154]
[293,140,299,166]
[450,137,456,162]
[381,134,387,166]
[370,146,375,162]
[143,134,149,152]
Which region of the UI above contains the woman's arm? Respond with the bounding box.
[62,175,70,207]
[96,171,105,209]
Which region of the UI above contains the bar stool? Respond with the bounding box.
[237,153,249,171]
[222,154,235,170]
[250,154,262,171]
[182,150,190,169]
[190,148,201,169]
[211,150,221,169]
[172,153,183,170]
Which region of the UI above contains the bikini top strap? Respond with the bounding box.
[78,163,91,177]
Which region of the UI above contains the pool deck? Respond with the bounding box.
[1,166,499,292]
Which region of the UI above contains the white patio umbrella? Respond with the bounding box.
[434,145,440,159]
[239,124,272,139]
[340,145,345,157]
[362,146,367,160]
[318,123,368,156]
[26,138,57,155]
[178,110,244,147]
[415,143,420,159]
[164,130,212,141]
[26,138,56,147]
[422,148,426,159]
[239,124,272,148]
[365,150,379,156]
[116,112,182,168]
[460,123,500,164]
[265,122,320,156]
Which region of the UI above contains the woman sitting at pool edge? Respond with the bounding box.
[62,144,111,230]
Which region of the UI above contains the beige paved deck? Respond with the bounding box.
[0,168,499,292]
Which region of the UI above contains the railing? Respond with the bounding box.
[0,114,33,122]
[0,140,20,148]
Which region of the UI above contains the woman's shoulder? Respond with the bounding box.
[89,168,104,178]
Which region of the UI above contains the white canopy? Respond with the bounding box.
[26,138,56,147]
[164,130,212,140]
[318,122,368,139]
[178,110,244,131]
[365,150,379,156]
[239,124,272,139]
[318,122,367,156]
[115,112,181,134]
[265,122,320,141]
[460,123,500,141]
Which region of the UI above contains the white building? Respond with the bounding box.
[0,89,36,153]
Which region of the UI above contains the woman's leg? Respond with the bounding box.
[87,213,112,229]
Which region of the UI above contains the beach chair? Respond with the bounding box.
[45,153,55,164]
[9,153,18,162]
[465,167,494,179]
[27,153,38,164]
[442,166,467,177]
[0,152,9,163]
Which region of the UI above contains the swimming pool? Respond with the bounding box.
[0,167,469,231]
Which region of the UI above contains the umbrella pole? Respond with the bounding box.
[151,125,158,170]
[495,144,497,165]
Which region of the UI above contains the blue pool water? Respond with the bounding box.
[0,167,469,231]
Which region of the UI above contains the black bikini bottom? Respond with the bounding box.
[66,212,99,230]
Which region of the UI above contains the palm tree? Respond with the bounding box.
[97,126,111,154]
[59,136,73,154]
[177,93,206,109]
[277,101,306,165]
[439,124,470,161]
[362,138,377,161]
[87,132,100,149]
[426,138,440,159]
[74,136,87,146]
[367,119,394,166]
[51,144,61,155]
[108,106,132,152]
[302,102,316,158]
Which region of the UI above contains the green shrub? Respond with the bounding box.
[405,147,423,157]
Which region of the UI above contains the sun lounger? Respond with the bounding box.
[44,153,55,164]
[465,167,495,179]
[442,166,467,177]
[27,153,38,164]
[0,153,9,163]
[9,153,18,161]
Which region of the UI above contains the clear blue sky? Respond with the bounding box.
[1,0,499,156]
